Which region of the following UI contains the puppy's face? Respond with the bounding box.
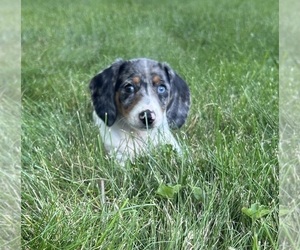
[90,58,190,130]
[115,60,170,130]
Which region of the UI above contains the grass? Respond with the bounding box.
[21,0,278,249]
[279,1,300,247]
[0,1,21,248]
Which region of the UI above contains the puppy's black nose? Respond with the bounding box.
[139,110,155,126]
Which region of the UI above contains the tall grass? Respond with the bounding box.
[1,1,21,248]
[22,0,278,249]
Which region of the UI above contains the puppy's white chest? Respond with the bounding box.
[93,111,180,162]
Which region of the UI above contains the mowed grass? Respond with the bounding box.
[21,0,278,249]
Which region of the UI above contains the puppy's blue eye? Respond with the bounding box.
[157,85,166,94]
[125,84,135,93]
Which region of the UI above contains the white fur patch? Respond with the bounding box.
[93,111,181,163]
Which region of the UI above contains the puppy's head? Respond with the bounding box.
[90,58,190,130]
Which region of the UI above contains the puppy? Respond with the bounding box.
[89,58,190,163]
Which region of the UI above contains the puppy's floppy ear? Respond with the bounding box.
[89,59,124,126]
[163,63,191,129]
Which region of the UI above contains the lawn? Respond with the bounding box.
[21,0,278,249]
[0,1,21,249]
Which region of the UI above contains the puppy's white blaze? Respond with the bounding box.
[93,111,181,163]
[129,93,163,129]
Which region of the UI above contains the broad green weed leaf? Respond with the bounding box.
[191,186,205,202]
[242,203,271,221]
[156,184,182,199]
[279,205,290,217]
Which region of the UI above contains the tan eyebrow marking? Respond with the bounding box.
[152,75,161,85]
[115,88,142,117]
[132,76,140,85]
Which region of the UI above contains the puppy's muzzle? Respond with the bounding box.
[139,110,156,126]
